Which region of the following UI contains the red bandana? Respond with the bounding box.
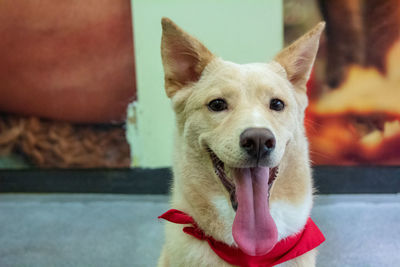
[159,209,325,267]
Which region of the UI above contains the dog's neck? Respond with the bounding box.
[170,129,313,245]
[170,132,232,242]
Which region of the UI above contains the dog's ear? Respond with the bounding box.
[161,18,214,98]
[275,22,325,90]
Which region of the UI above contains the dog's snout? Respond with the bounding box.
[240,128,276,159]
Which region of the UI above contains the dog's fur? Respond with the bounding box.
[158,18,325,267]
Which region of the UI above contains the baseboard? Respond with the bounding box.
[0,166,399,194]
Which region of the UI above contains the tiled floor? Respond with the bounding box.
[0,194,399,267]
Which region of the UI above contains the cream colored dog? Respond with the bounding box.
[158,18,325,267]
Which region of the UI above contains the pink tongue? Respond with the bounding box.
[232,167,278,256]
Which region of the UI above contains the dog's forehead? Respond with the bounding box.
[203,59,291,94]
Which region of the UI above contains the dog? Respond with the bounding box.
[158,18,325,267]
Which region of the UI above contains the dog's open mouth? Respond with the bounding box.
[209,149,278,211]
[208,149,280,256]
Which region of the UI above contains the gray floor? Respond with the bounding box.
[0,194,399,267]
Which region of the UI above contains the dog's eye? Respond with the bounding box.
[208,99,228,112]
[270,98,285,111]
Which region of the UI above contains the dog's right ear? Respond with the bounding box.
[161,18,214,98]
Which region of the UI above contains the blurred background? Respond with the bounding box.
[1,0,400,169]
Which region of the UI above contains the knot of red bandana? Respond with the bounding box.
[159,209,325,267]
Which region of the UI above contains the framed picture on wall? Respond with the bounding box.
[285,0,400,166]
[0,0,136,169]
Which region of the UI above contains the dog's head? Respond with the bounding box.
[161,18,324,256]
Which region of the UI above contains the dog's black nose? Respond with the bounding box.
[240,128,275,159]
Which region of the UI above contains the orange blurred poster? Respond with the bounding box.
[285,0,400,165]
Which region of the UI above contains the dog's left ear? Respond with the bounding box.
[275,22,325,90]
[161,18,214,98]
